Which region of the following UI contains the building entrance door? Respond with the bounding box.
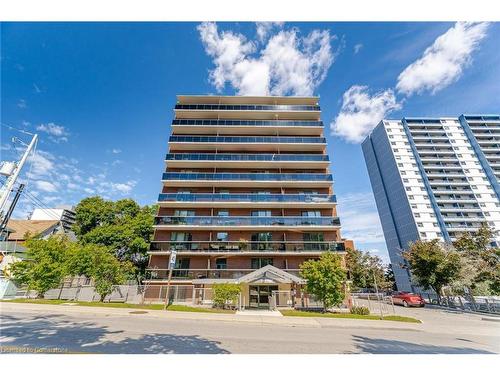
[249,285,278,308]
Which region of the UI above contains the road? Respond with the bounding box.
[1,302,499,354]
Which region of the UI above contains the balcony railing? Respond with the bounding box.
[145,268,302,280]
[158,193,336,204]
[153,216,341,227]
[169,136,326,144]
[172,119,324,127]
[162,172,333,182]
[165,153,329,162]
[174,104,320,111]
[149,241,346,252]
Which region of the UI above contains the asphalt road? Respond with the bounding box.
[1,302,499,354]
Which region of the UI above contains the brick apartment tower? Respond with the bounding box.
[147,95,346,308]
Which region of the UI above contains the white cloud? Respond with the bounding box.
[35,180,58,193]
[354,43,363,54]
[17,99,27,108]
[330,85,401,143]
[396,22,490,96]
[36,123,69,142]
[255,22,284,43]
[197,22,335,96]
[336,192,386,245]
[28,150,56,178]
[111,148,122,154]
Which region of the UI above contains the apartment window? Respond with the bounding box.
[215,258,227,270]
[398,163,404,167]
[408,195,414,200]
[406,187,412,191]
[219,190,230,194]
[174,210,195,217]
[303,232,324,242]
[417,223,423,227]
[216,232,228,241]
[391,142,396,145]
[251,258,273,269]
[178,190,191,194]
[411,204,417,209]
[218,210,229,217]
[401,171,406,175]
[251,232,272,242]
[172,258,190,278]
[170,232,192,241]
[251,210,272,217]
[301,211,321,217]
[403,178,409,183]
[257,191,271,195]
[415,213,420,218]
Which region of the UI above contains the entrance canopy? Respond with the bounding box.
[191,265,305,285]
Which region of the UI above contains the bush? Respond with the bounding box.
[212,283,241,309]
[350,306,370,315]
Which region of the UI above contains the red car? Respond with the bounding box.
[391,292,425,307]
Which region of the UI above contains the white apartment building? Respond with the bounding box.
[362,115,500,292]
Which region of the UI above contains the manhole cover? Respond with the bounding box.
[129,310,148,314]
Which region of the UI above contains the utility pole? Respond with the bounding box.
[0,184,25,240]
[373,270,384,319]
[163,250,177,310]
[0,134,38,219]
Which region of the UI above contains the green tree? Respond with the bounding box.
[73,197,156,280]
[73,196,115,236]
[384,263,397,291]
[403,239,462,298]
[212,283,241,309]
[10,236,71,297]
[89,245,135,302]
[345,247,390,291]
[299,252,347,311]
[453,224,500,295]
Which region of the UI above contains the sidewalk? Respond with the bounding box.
[0,302,421,331]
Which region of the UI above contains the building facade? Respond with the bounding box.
[146,95,346,308]
[30,207,76,231]
[362,115,500,292]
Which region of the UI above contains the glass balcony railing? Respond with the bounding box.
[165,153,329,162]
[145,268,302,280]
[175,104,320,111]
[169,136,326,144]
[149,241,346,252]
[162,172,333,182]
[172,119,324,127]
[154,216,341,227]
[158,193,336,203]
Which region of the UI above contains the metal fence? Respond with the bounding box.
[351,293,396,317]
[419,293,500,314]
[270,291,326,310]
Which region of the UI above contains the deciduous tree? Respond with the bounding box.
[300,252,347,311]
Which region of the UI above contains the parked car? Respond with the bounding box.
[391,291,425,307]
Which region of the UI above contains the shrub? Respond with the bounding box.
[212,283,241,309]
[350,306,370,315]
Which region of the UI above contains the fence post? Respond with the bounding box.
[485,298,492,313]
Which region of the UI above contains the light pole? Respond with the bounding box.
[163,250,177,310]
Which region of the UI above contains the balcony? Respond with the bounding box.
[162,172,333,188]
[145,268,303,280]
[174,104,320,111]
[171,119,324,136]
[153,215,341,230]
[157,193,337,208]
[174,103,321,120]
[168,135,326,152]
[149,240,346,253]
[165,153,329,169]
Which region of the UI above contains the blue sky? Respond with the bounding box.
[2,22,499,262]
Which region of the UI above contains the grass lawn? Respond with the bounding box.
[279,309,421,323]
[1,299,235,314]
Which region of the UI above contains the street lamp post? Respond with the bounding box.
[163,250,177,310]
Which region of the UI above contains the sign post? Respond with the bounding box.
[163,250,177,310]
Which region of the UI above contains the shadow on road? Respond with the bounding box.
[0,314,229,354]
[352,335,494,354]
